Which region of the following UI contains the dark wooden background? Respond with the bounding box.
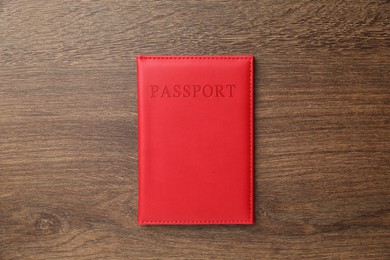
[1,0,389,259]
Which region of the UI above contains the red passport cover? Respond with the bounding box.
[137,55,254,225]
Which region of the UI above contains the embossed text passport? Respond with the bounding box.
[137,55,254,225]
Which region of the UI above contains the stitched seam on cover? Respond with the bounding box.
[138,56,251,60]
[249,57,253,223]
[139,56,253,224]
[140,221,252,224]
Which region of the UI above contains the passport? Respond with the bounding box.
[137,55,254,225]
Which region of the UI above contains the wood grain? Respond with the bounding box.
[0,0,389,259]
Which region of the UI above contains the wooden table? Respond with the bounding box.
[1,1,389,259]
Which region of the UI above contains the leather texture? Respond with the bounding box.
[137,55,254,225]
